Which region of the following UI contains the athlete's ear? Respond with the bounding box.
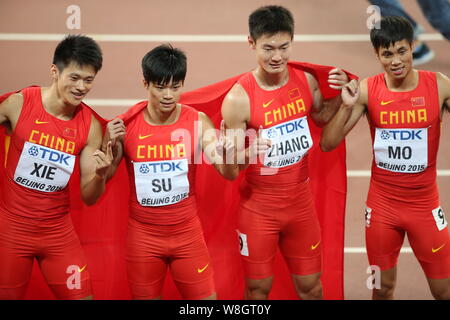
[248,36,256,49]
[373,47,381,61]
[143,79,149,89]
[50,64,58,80]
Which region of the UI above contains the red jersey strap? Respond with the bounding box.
[0,85,40,104]
[118,101,148,124]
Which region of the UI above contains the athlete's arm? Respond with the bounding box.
[198,112,237,180]
[308,68,350,127]
[220,84,251,180]
[437,72,450,115]
[221,84,272,179]
[101,118,126,180]
[79,115,113,205]
[0,93,24,132]
[320,78,367,152]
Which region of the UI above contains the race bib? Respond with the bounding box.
[237,230,249,257]
[432,207,448,231]
[261,116,313,168]
[14,141,76,192]
[374,127,428,173]
[133,158,189,207]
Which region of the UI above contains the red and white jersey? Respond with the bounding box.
[237,65,314,189]
[367,70,441,189]
[123,102,200,225]
[0,86,92,219]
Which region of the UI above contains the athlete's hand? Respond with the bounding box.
[93,141,113,180]
[104,118,126,155]
[341,79,359,107]
[328,68,349,90]
[216,120,235,160]
[249,125,272,161]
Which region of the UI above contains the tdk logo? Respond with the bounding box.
[139,164,150,174]
[380,129,422,141]
[267,128,278,139]
[274,119,304,135]
[28,146,39,157]
[140,162,184,174]
[29,146,71,165]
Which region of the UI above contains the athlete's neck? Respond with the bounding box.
[253,67,289,90]
[144,103,181,125]
[41,86,77,120]
[384,69,419,92]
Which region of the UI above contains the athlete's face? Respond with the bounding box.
[250,32,293,74]
[145,78,183,114]
[375,39,413,80]
[51,61,96,107]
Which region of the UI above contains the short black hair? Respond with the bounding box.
[370,16,414,51]
[52,34,103,73]
[249,5,294,42]
[141,44,187,85]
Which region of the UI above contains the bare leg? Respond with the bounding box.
[244,276,273,300]
[292,272,323,300]
[372,266,397,300]
[427,277,450,300]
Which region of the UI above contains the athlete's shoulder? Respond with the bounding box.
[179,103,200,120]
[223,82,250,106]
[436,72,450,99]
[1,91,24,107]
[303,71,318,89]
[436,71,450,83]
[222,83,250,125]
[0,91,25,122]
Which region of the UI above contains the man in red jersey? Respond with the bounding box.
[321,16,450,299]
[0,35,113,300]
[103,44,235,300]
[220,5,355,300]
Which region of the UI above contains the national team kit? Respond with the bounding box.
[0,87,92,299]
[365,71,449,279]
[0,68,448,299]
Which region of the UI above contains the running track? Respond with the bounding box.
[1,0,449,299]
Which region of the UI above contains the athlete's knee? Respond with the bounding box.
[372,267,396,300]
[201,292,217,300]
[431,287,450,300]
[245,277,273,300]
[293,273,323,300]
[373,278,396,299]
[373,283,395,299]
[429,279,450,300]
[78,295,94,300]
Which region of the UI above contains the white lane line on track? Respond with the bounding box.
[345,247,413,253]
[0,33,444,42]
[347,170,450,177]
[84,99,140,107]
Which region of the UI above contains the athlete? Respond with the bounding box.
[321,16,450,299]
[103,44,235,300]
[0,35,113,299]
[221,5,354,300]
